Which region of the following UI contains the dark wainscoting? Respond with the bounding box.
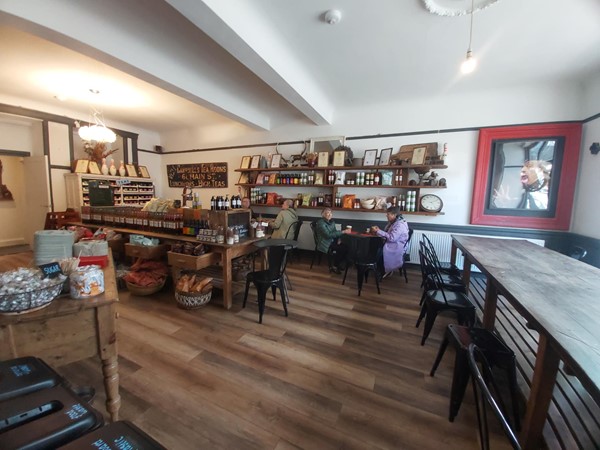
[285,212,600,269]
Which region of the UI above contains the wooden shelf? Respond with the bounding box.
[237,183,446,189]
[236,164,447,172]
[250,203,444,215]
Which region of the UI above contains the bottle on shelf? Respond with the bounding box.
[224,194,230,210]
[210,196,216,210]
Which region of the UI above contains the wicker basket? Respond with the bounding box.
[175,289,212,309]
[126,279,166,296]
[0,275,66,315]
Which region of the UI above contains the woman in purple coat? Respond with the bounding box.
[371,206,410,278]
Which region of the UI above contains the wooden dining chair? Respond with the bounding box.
[416,247,475,345]
[467,343,522,450]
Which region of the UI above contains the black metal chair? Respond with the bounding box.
[418,240,465,305]
[400,228,414,283]
[416,247,475,345]
[430,324,520,432]
[243,243,292,324]
[341,235,384,296]
[566,245,587,261]
[468,343,522,450]
[422,233,460,276]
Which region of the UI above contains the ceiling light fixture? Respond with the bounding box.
[77,107,116,143]
[460,0,478,74]
[324,9,342,25]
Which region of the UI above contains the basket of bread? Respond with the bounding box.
[174,273,213,309]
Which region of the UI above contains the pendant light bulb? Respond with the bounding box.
[461,50,477,74]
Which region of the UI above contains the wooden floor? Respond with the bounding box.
[2,253,513,449]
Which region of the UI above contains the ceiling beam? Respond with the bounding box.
[0,0,273,130]
[166,0,334,126]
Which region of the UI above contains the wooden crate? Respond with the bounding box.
[125,243,170,259]
[208,210,250,231]
[167,251,219,271]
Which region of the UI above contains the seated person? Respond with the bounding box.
[315,208,350,273]
[269,199,298,239]
[241,196,257,219]
[370,206,409,279]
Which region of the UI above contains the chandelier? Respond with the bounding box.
[77,108,116,143]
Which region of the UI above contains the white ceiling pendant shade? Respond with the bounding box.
[78,108,116,143]
[421,0,499,16]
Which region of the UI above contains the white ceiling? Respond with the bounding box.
[0,0,599,135]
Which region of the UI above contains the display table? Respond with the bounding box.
[67,222,264,309]
[0,253,120,422]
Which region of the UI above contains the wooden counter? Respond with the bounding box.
[0,253,120,422]
[68,222,263,309]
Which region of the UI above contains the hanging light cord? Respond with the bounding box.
[467,0,475,52]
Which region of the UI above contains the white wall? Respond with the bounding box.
[0,156,26,246]
[159,79,595,235]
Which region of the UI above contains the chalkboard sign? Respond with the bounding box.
[167,163,228,188]
[38,262,63,279]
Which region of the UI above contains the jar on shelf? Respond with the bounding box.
[217,226,225,244]
[226,227,234,245]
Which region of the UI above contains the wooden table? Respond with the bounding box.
[450,235,600,450]
[68,223,263,309]
[0,255,120,422]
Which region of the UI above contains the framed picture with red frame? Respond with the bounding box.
[470,123,582,230]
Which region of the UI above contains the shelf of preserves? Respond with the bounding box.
[236,163,448,214]
[65,173,155,211]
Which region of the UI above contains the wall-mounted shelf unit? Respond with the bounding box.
[235,164,447,215]
[65,173,155,211]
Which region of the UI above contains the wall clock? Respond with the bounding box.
[419,194,443,213]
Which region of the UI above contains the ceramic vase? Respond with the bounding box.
[101,158,109,175]
[118,160,126,177]
[109,159,117,176]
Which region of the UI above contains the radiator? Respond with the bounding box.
[407,231,545,271]
[408,231,461,267]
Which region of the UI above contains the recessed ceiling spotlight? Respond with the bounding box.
[324,9,342,25]
[89,88,100,94]
[54,94,67,101]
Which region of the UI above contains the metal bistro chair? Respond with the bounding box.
[430,324,520,431]
[418,240,465,306]
[422,233,460,276]
[416,247,475,345]
[400,228,414,283]
[342,234,384,296]
[468,343,522,450]
[309,221,324,269]
[243,241,293,324]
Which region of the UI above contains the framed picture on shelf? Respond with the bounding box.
[317,151,329,167]
[238,173,249,184]
[333,150,345,167]
[363,149,378,166]
[138,166,150,178]
[270,153,282,168]
[240,156,251,169]
[250,155,261,169]
[88,161,101,175]
[74,159,89,174]
[379,148,392,166]
[126,164,138,177]
[411,146,427,165]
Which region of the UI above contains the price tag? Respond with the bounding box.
[38,262,63,279]
[116,179,131,186]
